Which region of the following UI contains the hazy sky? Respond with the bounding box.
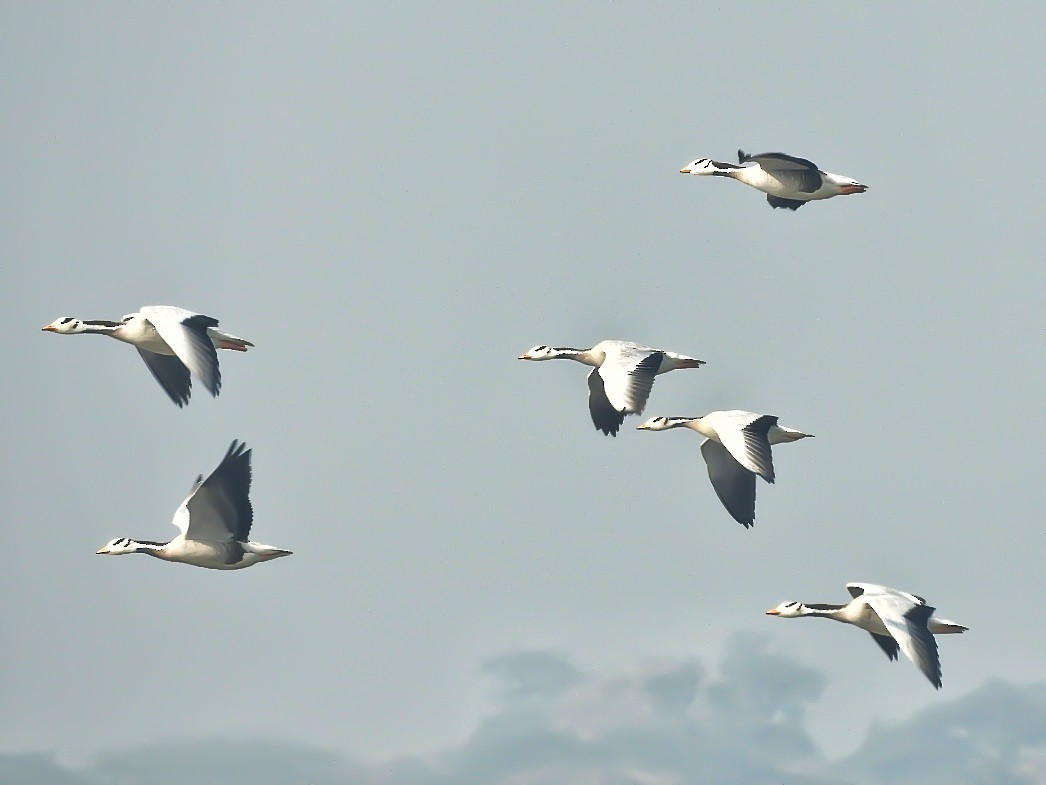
[3,2,1044,781]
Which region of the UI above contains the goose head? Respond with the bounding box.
[636,416,696,431]
[765,601,804,618]
[41,316,86,334]
[96,538,139,556]
[517,345,556,361]
[678,158,720,176]
[827,174,868,195]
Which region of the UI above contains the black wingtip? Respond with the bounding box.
[224,439,251,461]
[737,149,747,163]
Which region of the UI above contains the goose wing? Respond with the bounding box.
[136,349,192,407]
[847,582,927,605]
[738,150,819,171]
[738,150,823,193]
[700,439,757,528]
[861,590,942,688]
[587,368,626,436]
[766,195,808,211]
[171,441,254,543]
[703,411,777,482]
[598,346,665,414]
[139,306,221,397]
[868,632,900,661]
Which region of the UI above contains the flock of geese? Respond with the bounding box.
[42,150,966,691]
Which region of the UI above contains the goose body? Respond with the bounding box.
[679,150,867,210]
[636,411,812,527]
[766,583,968,689]
[42,305,253,407]
[95,440,291,570]
[518,340,705,436]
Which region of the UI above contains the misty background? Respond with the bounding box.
[2,3,1044,784]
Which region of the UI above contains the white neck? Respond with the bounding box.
[684,417,716,439]
[129,540,169,558]
[546,347,601,367]
[659,417,699,432]
[795,603,850,622]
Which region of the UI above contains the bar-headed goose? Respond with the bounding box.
[42,305,253,407]
[636,412,812,528]
[679,149,867,210]
[766,583,968,689]
[96,440,291,570]
[518,340,705,436]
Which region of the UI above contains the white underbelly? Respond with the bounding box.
[163,539,248,570]
[744,171,829,201]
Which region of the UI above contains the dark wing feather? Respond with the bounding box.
[223,541,247,566]
[184,440,255,541]
[623,351,664,413]
[177,315,222,397]
[136,349,191,407]
[739,150,819,170]
[766,194,808,210]
[701,439,757,528]
[868,633,900,661]
[587,368,625,437]
[901,604,943,688]
[741,415,778,483]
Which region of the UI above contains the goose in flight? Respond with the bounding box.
[636,411,812,527]
[42,305,253,407]
[766,583,968,688]
[518,340,705,436]
[95,440,292,570]
[679,149,867,210]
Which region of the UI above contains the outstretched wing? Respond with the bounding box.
[704,411,778,483]
[171,440,254,543]
[598,349,665,415]
[587,368,626,436]
[863,593,943,688]
[139,306,221,398]
[700,439,757,528]
[135,349,192,407]
[738,150,819,171]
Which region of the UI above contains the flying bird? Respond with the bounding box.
[518,340,705,436]
[636,411,812,527]
[679,150,867,210]
[42,305,253,407]
[766,583,968,689]
[95,440,292,570]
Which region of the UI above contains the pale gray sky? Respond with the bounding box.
[2,2,1044,781]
